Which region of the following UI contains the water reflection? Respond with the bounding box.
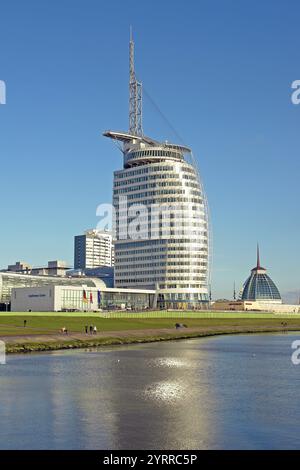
[144,380,188,403]
[150,357,191,369]
[0,335,300,449]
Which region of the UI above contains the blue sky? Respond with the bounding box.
[0,0,299,300]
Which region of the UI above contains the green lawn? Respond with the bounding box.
[0,312,299,336]
[2,310,300,319]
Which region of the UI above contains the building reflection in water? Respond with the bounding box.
[0,341,221,449]
[3,335,297,450]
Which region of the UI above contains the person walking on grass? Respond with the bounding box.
[89,325,93,335]
[24,320,27,328]
[85,325,88,335]
[93,325,97,335]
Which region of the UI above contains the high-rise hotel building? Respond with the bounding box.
[104,34,210,309]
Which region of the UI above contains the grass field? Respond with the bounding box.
[0,312,300,336]
[1,311,300,353]
[2,310,300,319]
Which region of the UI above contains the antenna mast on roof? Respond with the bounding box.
[129,27,143,136]
[257,243,261,269]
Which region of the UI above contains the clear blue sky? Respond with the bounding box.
[0,0,299,300]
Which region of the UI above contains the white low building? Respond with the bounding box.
[243,300,300,314]
[11,284,156,312]
[212,299,300,313]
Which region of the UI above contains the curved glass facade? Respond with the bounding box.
[104,35,210,309]
[112,138,210,309]
[241,270,281,301]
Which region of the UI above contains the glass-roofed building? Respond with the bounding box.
[0,272,105,310]
[240,246,282,303]
[1,272,155,312]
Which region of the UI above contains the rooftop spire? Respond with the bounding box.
[129,28,143,136]
[257,243,261,269]
[252,243,265,271]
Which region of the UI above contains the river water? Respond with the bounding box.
[0,333,300,449]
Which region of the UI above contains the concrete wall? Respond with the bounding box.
[212,300,300,313]
[244,302,300,313]
[11,286,55,312]
[212,301,245,311]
